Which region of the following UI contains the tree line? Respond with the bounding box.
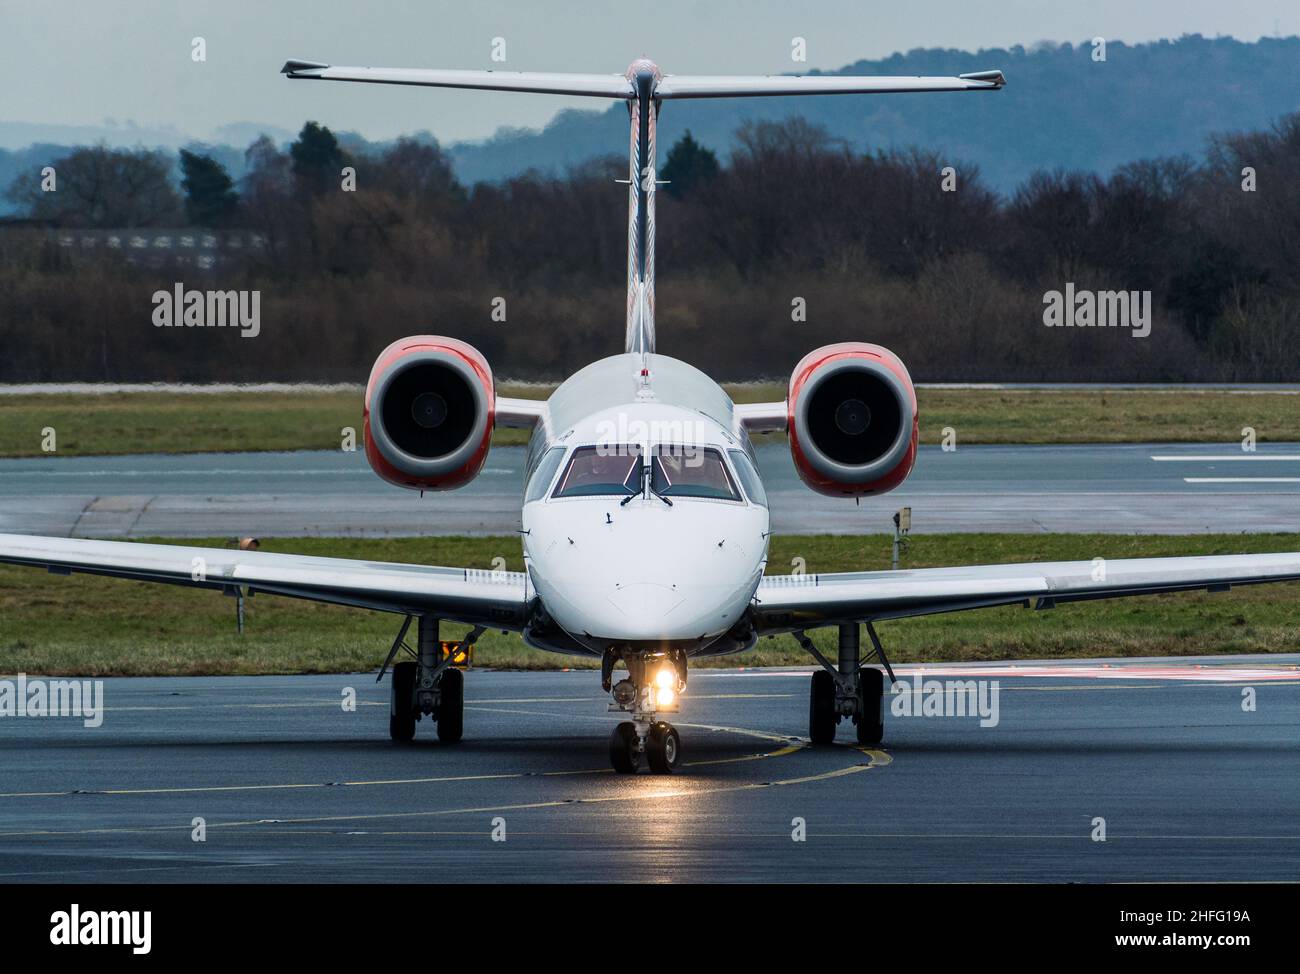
[1,113,1297,382]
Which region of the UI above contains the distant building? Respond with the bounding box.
[0,223,265,269]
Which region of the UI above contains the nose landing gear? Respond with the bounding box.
[608,718,681,773]
[603,648,686,773]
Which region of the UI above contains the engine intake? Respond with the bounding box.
[364,336,495,491]
[787,342,917,497]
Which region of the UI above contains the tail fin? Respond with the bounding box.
[284,58,1005,356]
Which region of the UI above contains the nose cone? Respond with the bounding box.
[524,501,767,646]
[609,581,684,618]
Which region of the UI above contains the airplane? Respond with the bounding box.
[4,57,1300,775]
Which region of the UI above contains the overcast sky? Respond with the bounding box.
[2,0,1297,145]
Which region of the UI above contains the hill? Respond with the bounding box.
[446,34,1300,192]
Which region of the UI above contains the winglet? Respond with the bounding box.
[958,70,1006,88]
[281,59,330,76]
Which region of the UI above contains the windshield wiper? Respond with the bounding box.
[619,465,672,506]
[619,465,644,506]
[647,463,673,506]
[649,486,673,506]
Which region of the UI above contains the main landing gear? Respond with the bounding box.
[795,622,894,746]
[382,614,477,744]
[603,648,687,774]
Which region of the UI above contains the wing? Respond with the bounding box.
[751,552,1300,633]
[0,534,529,629]
[281,61,633,98]
[656,70,1005,99]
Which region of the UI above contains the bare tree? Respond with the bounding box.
[6,145,182,227]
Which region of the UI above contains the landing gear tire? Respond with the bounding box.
[436,667,464,744]
[855,666,885,746]
[645,722,680,774]
[609,721,639,774]
[809,669,837,745]
[389,661,416,743]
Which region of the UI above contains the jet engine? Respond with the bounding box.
[364,336,495,491]
[787,342,918,497]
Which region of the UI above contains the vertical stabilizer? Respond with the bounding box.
[624,59,661,355]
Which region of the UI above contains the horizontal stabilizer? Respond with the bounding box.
[280,60,329,74]
[958,70,1006,86]
[282,60,1005,100]
[281,61,634,98]
[654,71,1006,98]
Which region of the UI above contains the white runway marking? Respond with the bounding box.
[0,468,371,477]
[1152,455,1300,461]
[727,662,1300,682]
[1148,454,1300,487]
[1183,477,1300,483]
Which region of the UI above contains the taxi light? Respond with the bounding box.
[656,687,675,707]
[655,667,675,689]
[439,641,473,669]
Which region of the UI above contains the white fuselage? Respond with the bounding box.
[520,353,770,657]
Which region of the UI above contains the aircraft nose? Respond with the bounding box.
[525,500,768,644]
[607,581,685,622]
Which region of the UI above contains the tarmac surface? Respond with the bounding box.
[2,658,1298,883]
[1,442,1299,537]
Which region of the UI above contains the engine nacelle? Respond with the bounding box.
[364,335,495,491]
[787,342,918,497]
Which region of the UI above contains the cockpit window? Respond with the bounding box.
[552,445,642,497]
[650,446,740,501]
[727,449,768,506]
[525,446,567,503]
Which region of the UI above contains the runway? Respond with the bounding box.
[1,442,1299,537]
[2,658,1298,883]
